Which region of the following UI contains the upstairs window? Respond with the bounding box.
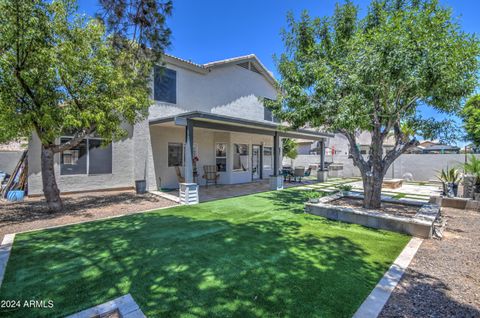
[263,98,279,123]
[264,107,273,121]
[154,66,176,104]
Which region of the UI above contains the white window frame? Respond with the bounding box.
[215,142,227,172]
[263,146,273,170]
[167,142,199,167]
[233,143,249,172]
[59,136,113,176]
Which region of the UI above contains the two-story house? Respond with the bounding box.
[27,54,331,198]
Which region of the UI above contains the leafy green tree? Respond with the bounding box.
[282,138,298,160]
[0,0,167,211]
[462,95,480,147]
[97,0,172,64]
[270,0,479,208]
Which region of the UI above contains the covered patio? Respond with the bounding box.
[149,111,332,204]
[152,177,320,203]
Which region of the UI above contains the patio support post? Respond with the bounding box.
[179,118,199,205]
[270,132,283,190]
[184,119,194,183]
[273,132,280,176]
[317,139,328,182]
[320,140,325,171]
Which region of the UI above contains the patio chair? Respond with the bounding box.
[175,166,185,183]
[293,166,305,182]
[202,165,220,186]
[304,167,312,177]
[282,167,292,182]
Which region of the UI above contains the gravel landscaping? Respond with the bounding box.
[380,207,480,317]
[0,190,176,240]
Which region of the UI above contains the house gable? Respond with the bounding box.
[149,54,278,123]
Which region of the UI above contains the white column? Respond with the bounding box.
[270,132,283,190]
[179,119,198,204]
[184,120,193,183]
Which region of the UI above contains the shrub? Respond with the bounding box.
[336,184,353,192]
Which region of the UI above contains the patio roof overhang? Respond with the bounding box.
[149,111,333,140]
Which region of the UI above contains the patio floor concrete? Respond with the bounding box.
[152,177,442,203]
[153,178,320,203]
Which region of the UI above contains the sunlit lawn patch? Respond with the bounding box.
[0,187,409,317]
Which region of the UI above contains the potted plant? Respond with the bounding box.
[336,184,353,196]
[437,168,460,197]
[305,190,321,203]
[462,155,480,200]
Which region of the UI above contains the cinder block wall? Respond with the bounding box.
[285,154,480,181]
[0,151,23,175]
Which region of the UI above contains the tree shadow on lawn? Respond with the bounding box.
[256,189,325,214]
[0,212,404,318]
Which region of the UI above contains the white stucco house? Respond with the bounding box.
[27,54,331,199]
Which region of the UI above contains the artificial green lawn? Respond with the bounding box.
[0,187,410,317]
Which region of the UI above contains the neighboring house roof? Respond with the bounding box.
[162,53,277,86]
[422,144,460,152]
[150,111,333,140]
[417,140,438,148]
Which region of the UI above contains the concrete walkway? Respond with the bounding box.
[153,177,441,203]
[154,178,321,203]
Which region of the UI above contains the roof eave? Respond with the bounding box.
[149,111,333,139]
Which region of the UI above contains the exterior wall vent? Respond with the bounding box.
[237,61,262,75]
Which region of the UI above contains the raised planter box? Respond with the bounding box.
[305,192,439,238]
[429,195,480,212]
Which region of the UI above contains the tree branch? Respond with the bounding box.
[382,136,419,175]
[53,125,96,153]
[340,129,369,173]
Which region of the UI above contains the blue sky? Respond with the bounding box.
[77,0,479,144]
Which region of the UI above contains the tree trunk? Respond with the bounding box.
[41,145,63,212]
[362,167,384,209]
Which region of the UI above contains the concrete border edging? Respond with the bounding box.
[353,237,423,318]
[0,233,15,287]
[65,293,145,318]
[305,192,439,238]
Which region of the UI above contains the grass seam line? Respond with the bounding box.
[352,237,423,318]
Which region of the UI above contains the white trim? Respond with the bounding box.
[263,146,273,170]
[153,66,177,105]
[353,237,423,318]
[252,144,261,180]
[167,142,183,167]
[232,143,249,172]
[215,142,227,173]
[65,294,145,318]
[59,136,113,176]
[0,234,15,288]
